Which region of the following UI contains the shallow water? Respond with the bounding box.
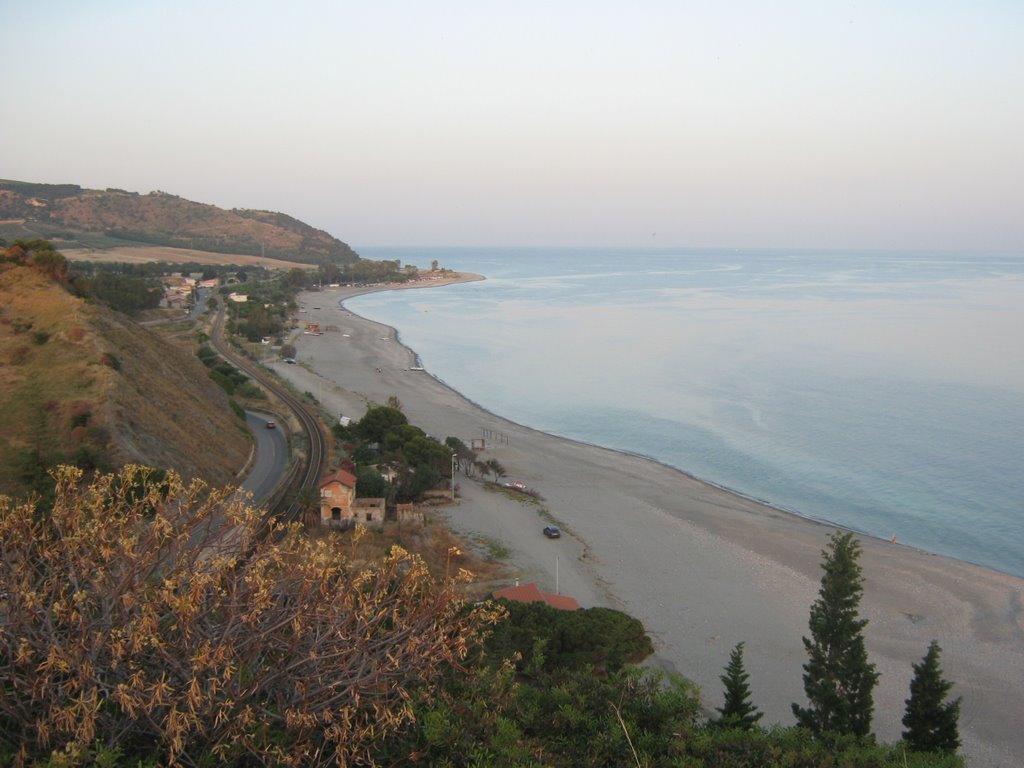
[346,247,1024,577]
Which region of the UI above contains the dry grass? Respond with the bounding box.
[0,264,249,499]
[0,266,109,481]
[62,245,315,270]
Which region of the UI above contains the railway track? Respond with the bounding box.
[210,307,327,525]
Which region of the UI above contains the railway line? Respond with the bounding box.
[210,306,327,525]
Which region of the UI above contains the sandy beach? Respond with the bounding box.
[275,276,1023,767]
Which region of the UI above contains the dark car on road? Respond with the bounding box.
[543,526,561,538]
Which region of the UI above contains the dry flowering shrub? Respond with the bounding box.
[0,465,501,767]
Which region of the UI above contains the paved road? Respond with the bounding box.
[241,412,289,505]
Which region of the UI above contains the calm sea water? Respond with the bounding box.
[347,248,1024,578]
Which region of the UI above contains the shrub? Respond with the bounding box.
[208,368,235,395]
[196,344,218,367]
[228,398,245,419]
[0,466,500,766]
[70,401,92,427]
[233,381,266,399]
[486,600,654,673]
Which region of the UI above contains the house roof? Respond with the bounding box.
[491,582,580,611]
[319,469,357,489]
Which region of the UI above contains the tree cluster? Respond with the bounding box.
[717,531,962,759]
[341,404,455,503]
[338,258,407,285]
[75,270,163,315]
[3,239,70,282]
[3,240,169,316]
[195,343,251,397]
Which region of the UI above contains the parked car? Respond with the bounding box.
[543,526,561,539]
[266,421,276,429]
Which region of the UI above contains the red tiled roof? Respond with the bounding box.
[319,469,357,489]
[542,593,582,611]
[492,582,580,611]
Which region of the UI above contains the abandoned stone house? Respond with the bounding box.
[318,469,386,527]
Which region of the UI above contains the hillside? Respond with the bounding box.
[0,179,359,266]
[0,262,250,500]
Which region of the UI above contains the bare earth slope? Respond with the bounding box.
[0,265,249,498]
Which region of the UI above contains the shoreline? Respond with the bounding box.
[280,274,1024,768]
[354,275,1011,580]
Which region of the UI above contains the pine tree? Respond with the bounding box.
[715,641,762,729]
[792,531,879,737]
[902,640,961,753]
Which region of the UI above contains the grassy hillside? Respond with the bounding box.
[0,262,249,501]
[0,179,358,266]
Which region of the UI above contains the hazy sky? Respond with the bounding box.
[2,1,1022,249]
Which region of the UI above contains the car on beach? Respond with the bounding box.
[543,526,561,539]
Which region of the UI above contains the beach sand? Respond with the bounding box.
[277,277,1023,767]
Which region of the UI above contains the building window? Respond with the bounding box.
[332,507,341,521]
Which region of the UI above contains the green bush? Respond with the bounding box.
[196,345,218,366]
[354,467,388,498]
[233,381,266,399]
[209,369,236,395]
[212,362,247,386]
[486,600,654,673]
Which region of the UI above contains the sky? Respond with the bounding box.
[2,1,1022,250]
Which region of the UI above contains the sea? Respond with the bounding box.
[346,247,1024,579]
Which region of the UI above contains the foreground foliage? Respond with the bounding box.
[0,466,499,767]
[0,469,967,767]
[380,653,702,768]
[381,653,962,768]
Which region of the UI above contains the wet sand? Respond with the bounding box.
[274,276,1023,767]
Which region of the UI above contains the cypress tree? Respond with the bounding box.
[715,641,762,729]
[902,640,961,753]
[792,531,879,737]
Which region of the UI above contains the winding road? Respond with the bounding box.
[209,305,328,524]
